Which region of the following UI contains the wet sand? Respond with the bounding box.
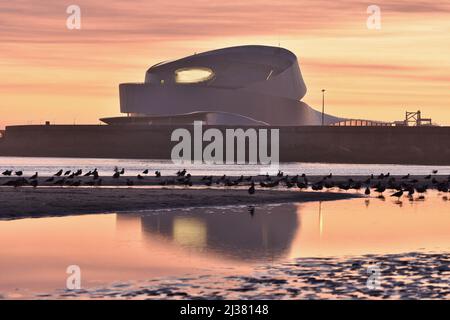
[30,252,450,300]
[0,186,358,220]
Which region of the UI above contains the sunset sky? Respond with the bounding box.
[1,0,450,129]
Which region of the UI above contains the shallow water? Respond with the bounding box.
[0,192,449,298]
[1,156,450,177]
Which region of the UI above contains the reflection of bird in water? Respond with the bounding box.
[126,179,134,186]
[364,199,370,207]
[248,182,255,194]
[248,206,255,217]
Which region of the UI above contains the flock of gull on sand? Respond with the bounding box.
[1,167,449,199]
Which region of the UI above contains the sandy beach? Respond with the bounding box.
[1,172,448,219]
[1,174,449,188]
[0,186,358,220]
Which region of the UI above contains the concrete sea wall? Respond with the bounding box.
[0,124,449,165]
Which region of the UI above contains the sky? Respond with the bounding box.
[1,0,450,128]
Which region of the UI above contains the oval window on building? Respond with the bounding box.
[174,67,214,84]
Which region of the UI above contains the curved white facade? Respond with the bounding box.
[104,45,341,126]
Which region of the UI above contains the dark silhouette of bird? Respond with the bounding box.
[248,182,255,194]
[93,170,99,180]
[119,168,125,175]
[312,183,324,191]
[248,206,255,217]
[296,181,307,189]
[142,169,149,174]
[15,171,23,176]
[54,169,63,176]
[74,169,82,176]
[30,179,38,188]
[375,185,386,195]
[30,172,38,179]
[84,170,92,176]
[137,174,144,180]
[2,170,12,176]
[113,171,120,178]
[64,170,71,176]
[177,169,186,177]
[286,181,294,188]
[126,179,134,186]
[424,175,431,180]
[391,190,404,199]
[415,185,428,194]
[437,182,449,193]
[45,177,54,182]
[364,187,371,195]
[401,174,410,180]
[432,170,438,174]
[155,171,161,177]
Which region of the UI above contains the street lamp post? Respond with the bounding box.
[321,89,326,126]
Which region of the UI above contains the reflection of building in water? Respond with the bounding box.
[134,205,299,262]
[173,217,207,247]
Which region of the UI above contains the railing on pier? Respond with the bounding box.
[330,119,394,127]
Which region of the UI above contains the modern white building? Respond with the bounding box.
[101,45,341,126]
